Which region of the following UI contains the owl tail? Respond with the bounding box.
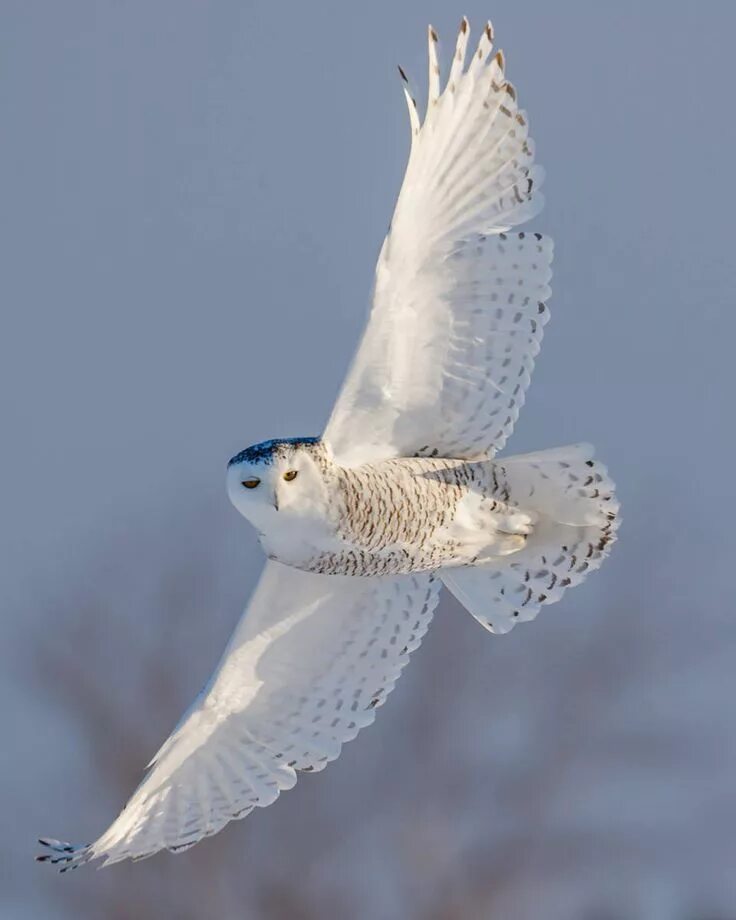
[440,444,619,634]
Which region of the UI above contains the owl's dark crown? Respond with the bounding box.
[228,437,321,467]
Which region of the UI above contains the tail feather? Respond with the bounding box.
[441,444,619,634]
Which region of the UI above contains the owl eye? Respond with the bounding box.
[241,478,260,489]
[283,470,298,482]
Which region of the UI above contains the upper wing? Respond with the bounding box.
[324,19,552,466]
[38,561,439,869]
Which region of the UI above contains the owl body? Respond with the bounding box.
[324,455,536,575]
[232,440,534,577]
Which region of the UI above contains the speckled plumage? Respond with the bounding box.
[233,441,616,596]
[304,452,531,576]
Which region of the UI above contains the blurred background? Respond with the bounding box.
[2,2,734,918]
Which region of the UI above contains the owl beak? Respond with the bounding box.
[272,490,279,511]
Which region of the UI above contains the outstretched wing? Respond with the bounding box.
[325,19,552,466]
[38,562,439,869]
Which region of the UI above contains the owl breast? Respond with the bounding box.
[294,456,533,576]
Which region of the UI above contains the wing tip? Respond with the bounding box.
[36,837,93,872]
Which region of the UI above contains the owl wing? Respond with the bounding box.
[38,561,439,869]
[324,19,552,466]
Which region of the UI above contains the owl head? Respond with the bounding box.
[226,437,332,528]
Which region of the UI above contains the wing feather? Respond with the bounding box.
[38,562,439,869]
[325,20,550,465]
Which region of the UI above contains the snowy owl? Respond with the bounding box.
[38,17,619,871]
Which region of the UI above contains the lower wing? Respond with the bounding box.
[38,561,440,869]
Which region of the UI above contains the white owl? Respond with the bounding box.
[39,17,618,870]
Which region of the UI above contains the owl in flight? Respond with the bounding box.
[39,17,618,870]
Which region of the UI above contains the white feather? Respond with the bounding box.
[442,445,620,634]
[325,21,547,465]
[39,563,439,868]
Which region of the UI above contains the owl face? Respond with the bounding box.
[226,438,330,530]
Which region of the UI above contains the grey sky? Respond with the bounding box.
[3,3,735,916]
